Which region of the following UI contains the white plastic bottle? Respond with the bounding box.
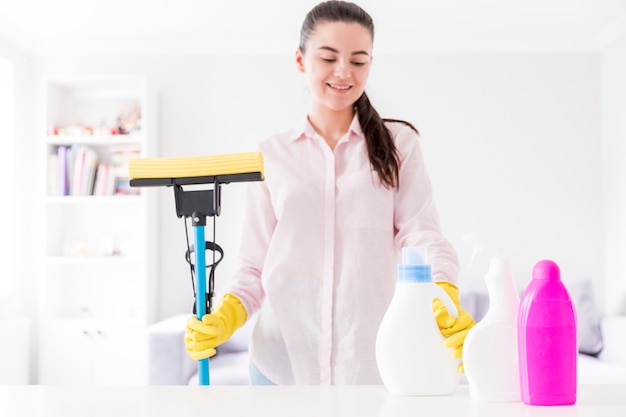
[376,247,460,396]
[462,256,521,402]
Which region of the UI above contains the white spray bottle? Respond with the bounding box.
[462,235,521,402]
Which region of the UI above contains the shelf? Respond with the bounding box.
[46,195,143,205]
[46,134,144,147]
[45,75,144,97]
[40,74,152,384]
[42,263,146,322]
[44,255,141,266]
[44,317,148,328]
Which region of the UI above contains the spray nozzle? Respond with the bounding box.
[464,232,509,271]
[464,233,486,271]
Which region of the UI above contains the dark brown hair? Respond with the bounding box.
[299,1,418,189]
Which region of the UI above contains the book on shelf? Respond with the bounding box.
[70,146,98,196]
[56,146,69,196]
[92,163,116,196]
[110,144,141,196]
[49,144,140,197]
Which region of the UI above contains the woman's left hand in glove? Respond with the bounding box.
[433,281,476,373]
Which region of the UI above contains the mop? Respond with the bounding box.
[128,152,264,385]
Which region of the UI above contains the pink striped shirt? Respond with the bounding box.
[225,115,459,385]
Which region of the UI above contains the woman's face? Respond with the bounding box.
[296,21,373,114]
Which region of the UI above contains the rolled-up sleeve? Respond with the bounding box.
[392,126,459,283]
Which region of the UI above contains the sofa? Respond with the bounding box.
[148,281,626,385]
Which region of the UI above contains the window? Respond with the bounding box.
[0,55,15,297]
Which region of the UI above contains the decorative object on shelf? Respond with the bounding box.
[117,105,142,134]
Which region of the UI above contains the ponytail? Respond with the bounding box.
[355,92,418,189]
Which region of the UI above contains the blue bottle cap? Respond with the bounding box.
[397,264,432,282]
[398,247,432,282]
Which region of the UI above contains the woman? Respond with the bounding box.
[185,0,474,385]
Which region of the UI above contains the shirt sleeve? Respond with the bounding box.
[392,125,460,283]
[223,175,277,316]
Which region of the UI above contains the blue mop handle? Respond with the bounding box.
[194,223,210,385]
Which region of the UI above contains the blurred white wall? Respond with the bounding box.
[602,31,626,315]
[27,48,617,318]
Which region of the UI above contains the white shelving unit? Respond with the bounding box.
[39,75,152,385]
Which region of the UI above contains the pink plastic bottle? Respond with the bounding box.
[517,260,577,405]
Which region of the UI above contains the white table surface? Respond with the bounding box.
[1,384,625,417]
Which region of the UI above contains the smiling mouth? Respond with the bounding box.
[328,83,352,91]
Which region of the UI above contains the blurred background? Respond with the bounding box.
[0,0,624,384]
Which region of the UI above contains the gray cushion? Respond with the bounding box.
[460,290,490,323]
[569,279,603,356]
[461,279,604,357]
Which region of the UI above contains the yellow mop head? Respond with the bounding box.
[128,152,264,186]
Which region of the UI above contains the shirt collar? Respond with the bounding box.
[288,113,364,143]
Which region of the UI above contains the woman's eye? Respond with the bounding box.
[352,62,366,66]
[321,57,336,63]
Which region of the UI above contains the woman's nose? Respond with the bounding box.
[333,60,350,78]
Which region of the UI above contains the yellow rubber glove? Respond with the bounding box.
[184,293,248,361]
[433,281,476,373]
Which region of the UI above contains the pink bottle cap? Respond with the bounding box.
[532,259,560,280]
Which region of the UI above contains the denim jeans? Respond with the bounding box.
[249,361,276,385]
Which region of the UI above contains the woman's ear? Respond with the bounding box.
[295,48,305,73]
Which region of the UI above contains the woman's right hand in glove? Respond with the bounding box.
[184,293,247,361]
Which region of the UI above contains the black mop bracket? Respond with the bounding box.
[133,176,224,314]
[169,179,223,315]
[129,171,264,315]
[174,178,221,221]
